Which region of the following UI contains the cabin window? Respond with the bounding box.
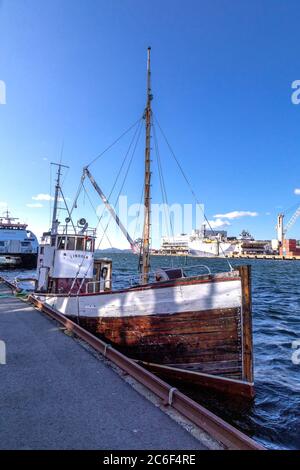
[76,237,84,251]
[21,242,30,246]
[51,237,56,247]
[40,246,44,254]
[0,241,4,246]
[66,237,75,251]
[85,238,93,252]
[57,236,66,250]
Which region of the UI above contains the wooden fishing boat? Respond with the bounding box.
[34,49,254,398]
[37,263,253,397]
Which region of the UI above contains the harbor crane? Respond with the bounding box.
[277,205,300,243]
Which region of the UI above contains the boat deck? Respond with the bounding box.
[0,281,207,450]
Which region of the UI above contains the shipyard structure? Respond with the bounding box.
[275,213,300,257]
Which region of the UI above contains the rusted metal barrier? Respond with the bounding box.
[24,293,265,451]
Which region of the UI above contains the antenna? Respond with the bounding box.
[50,162,69,234]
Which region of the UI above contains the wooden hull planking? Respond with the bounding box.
[36,267,254,397]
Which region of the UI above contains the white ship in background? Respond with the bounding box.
[160,226,272,258]
[0,211,39,268]
[160,225,237,257]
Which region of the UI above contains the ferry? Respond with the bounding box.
[0,211,39,268]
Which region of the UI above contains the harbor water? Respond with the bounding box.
[1,253,299,450]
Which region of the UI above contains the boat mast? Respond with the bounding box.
[51,162,69,234]
[141,47,153,284]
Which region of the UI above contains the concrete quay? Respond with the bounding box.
[0,282,208,450]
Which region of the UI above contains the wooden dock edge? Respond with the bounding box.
[140,362,254,399]
[238,265,254,385]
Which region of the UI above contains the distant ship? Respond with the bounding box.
[160,226,236,257]
[160,228,272,257]
[0,211,39,268]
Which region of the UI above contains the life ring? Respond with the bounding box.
[101,266,108,280]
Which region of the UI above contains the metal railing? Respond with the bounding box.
[110,264,212,290]
[85,280,111,294]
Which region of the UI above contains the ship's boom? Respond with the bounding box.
[83,167,139,254]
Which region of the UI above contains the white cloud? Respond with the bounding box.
[294,188,300,195]
[208,218,231,229]
[0,201,7,208]
[32,193,54,201]
[26,203,43,208]
[32,193,70,202]
[213,211,258,219]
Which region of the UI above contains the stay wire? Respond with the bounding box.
[152,121,175,267]
[153,120,175,238]
[107,119,143,204]
[82,182,114,249]
[86,116,143,168]
[73,117,144,294]
[49,164,52,228]
[68,120,144,295]
[98,119,144,248]
[95,119,144,235]
[153,113,233,271]
[133,184,144,241]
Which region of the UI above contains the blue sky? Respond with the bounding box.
[1,0,300,248]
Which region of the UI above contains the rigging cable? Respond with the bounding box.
[69,119,144,295]
[81,182,114,249]
[49,164,53,228]
[86,116,143,168]
[153,113,233,271]
[77,118,144,293]
[135,186,145,272]
[152,119,175,267]
[105,118,143,207]
[68,119,144,295]
[97,119,144,249]
[92,118,144,243]
[133,184,144,244]
[70,117,143,216]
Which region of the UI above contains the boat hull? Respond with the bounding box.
[35,267,254,397]
[189,241,235,258]
[66,307,242,377]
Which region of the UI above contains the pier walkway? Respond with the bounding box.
[0,282,206,450]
